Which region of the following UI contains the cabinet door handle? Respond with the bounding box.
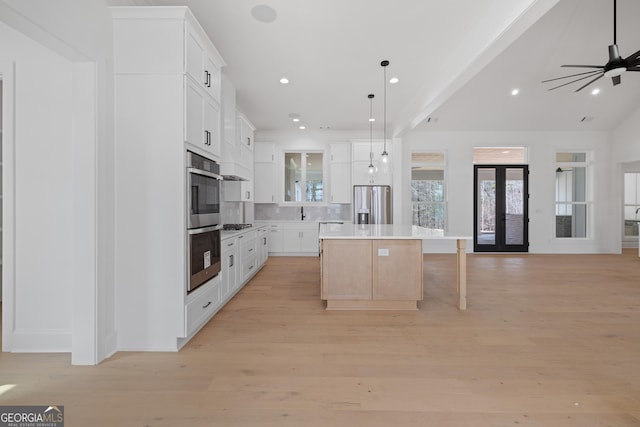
[247,137,251,146]
[246,191,250,200]
[248,248,253,252]
[203,301,212,309]
[205,70,211,87]
[229,254,234,267]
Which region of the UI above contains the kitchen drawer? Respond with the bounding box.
[240,236,257,258]
[241,254,257,283]
[186,280,221,336]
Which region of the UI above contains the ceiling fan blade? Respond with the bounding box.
[612,75,621,85]
[547,71,603,91]
[561,64,605,69]
[541,69,601,83]
[574,74,604,92]
[624,48,640,63]
[626,66,640,72]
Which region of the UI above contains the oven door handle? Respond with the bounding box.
[187,167,223,181]
[188,225,223,235]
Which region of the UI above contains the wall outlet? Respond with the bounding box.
[378,248,389,256]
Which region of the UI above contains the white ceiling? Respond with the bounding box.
[109,0,640,134]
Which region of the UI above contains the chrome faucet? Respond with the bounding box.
[301,206,306,221]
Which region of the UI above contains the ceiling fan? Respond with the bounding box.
[542,0,640,92]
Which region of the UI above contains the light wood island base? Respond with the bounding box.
[320,238,423,310]
[319,224,471,310]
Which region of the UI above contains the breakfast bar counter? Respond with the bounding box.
[319,224,470,310]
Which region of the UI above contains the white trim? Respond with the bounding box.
[71,62,99,365]
[10,329,72,353]
[1,61,15,352]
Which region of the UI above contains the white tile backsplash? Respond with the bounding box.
[255,204,352,222]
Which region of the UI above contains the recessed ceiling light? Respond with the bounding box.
[251,5,277,23]
[389,77,399,84]
[591,88,600,95]
[299,125,306,130]
[279,77,289,84]
[292,118,300,122]
[369,118,375,122]
[511,89,519,96]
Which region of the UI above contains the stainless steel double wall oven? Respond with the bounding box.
[186,151,222,292]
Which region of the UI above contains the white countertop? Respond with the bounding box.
[319,223,470,240]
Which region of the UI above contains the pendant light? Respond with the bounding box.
[380,60,389,163]
[368,93,375,174]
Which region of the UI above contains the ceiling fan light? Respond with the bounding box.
[604,67,626,78]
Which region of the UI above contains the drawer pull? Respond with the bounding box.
[203,301,212,309]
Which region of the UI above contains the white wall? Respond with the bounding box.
[401,130,617,254]
[0,22,75,350]
[0,0,116,363]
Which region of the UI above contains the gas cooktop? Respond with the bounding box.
[223,224,253,231]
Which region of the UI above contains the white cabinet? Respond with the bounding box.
[254,143,276,163]
[237,114,254,152]
[185,77,221,157]
[283,223,319,255]
[219,83,253,181]
[185,278,222,336]
[352,141,392,186]
[266,223,284,252]
[238,230,258,284]
[186,26,221,103]
[221,236,238,301]
[329,143,351,204]
[254,143,277,203]
[257,226,269,267]
[223,180,254,202]
[112,6,227,349]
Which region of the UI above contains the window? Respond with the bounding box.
[555,152,589,238]
[284,151,324,203]
[473,147,527,164]
[623,172,640,238]
[411,151,445,230]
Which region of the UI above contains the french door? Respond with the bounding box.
[474,165,529,252]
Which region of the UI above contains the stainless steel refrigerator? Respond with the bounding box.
[353,185,392,224]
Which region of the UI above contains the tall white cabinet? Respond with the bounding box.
[112,7,226,350]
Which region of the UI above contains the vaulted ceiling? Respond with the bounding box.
[108,0,640,135]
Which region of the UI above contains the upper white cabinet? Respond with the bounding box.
[220,79,251,181]
[186,27,222,103]
[112,7,224,160]
[254,143,276,203]
[329,143,351,204]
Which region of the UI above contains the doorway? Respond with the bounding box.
[474,165,529,252]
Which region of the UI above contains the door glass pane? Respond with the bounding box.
[505,168,524,245]
[477,168,496,245]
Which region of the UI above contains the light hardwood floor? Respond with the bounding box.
[1,251,639,426]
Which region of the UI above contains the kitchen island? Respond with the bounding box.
[319,223,470,310]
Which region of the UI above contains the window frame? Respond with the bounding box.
[281,149,326,205]
[554,151,592,239]
[410,150,447,231]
